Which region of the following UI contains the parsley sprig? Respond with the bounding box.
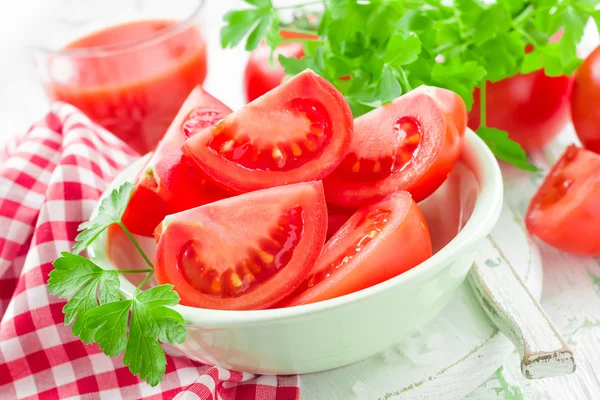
[48,182,186,387]
[222,0,598,171]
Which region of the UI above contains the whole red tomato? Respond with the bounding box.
[468,71,571,152]
[571,46,600,153]
[244,31,318,102]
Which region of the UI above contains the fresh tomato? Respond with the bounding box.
[324,86,465,207]
[571,46,600,153]
[182,70,353,193]
[526,145,600,255]
[121,87,231,236]
[244,31,318,102]
[468,71,571,152]
[279,191,432,306]
[154,181,327,310]
[326,203,355,240]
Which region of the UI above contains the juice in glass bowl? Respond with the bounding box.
[33,1,207,154]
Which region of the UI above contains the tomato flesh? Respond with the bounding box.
[207,98,332,171]
[122,87,231,236]
[571,46,600,153]
[526,146,600,255]
[183,70,353,193]
[154,181,327,310]
[324,86,464,207]
[279,191,432,306]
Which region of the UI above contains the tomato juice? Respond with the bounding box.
[39,19,207,154]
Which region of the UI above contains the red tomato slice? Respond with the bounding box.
[182,70,353,193]
[571,46,600,153]
[122,87,232,236]
[279,191,432,306]
[324,86,465,207]
[154,181,327,310]
[526,145,600,256]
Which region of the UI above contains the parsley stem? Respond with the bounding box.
[276,1,323,10]
[397,68,412,93]
[117,222,154,269]
[135,272,154,296]
[479,81,487,128]
[513,4,535,27]
[117,269,153,274]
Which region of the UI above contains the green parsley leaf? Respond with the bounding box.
[221,8,271,49]
[123,285,186,387]
[222,0,596,169]
[477,127,538,171]
[384,32,422,68]
[73,182,133,254]
[85,300,131,356]
[48,253,121,340]
[376,65,402,105]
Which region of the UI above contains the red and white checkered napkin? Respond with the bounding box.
[0,103,300,400]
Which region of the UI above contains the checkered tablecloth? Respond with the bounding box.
[0,103,300,399]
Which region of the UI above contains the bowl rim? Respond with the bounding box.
[89,129,503,326]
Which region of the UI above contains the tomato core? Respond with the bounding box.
[296,208,391,291]
[333,116,422,182]
[206,98,332,171]
[182,108,225,139]
[175,206,304,298]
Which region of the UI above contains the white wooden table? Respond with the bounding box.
[1,1,599,398]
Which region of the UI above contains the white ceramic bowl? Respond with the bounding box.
[90,129,503,374]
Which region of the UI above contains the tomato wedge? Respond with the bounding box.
[526,145,600,256]
[122,87,232,236]
[154,181,327,310]
[324,86,465,207]
[279,191,432,306]
[182,70,353,193]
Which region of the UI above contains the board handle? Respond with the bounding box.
[468,235,576,379]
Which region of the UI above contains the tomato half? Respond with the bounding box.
[244,31,318,103]
[154,181,327,310]
[324,86,465,207]
[122,87,232,236]
[182,70,353,193]
[526,146,600,255]
[279,191,432,306]
[468,71,571,152]
[571,46,600,153]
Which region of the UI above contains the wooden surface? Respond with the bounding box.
[2,1,600,398]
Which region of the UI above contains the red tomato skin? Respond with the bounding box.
[526,146,600,255]
[468,71,571,152]
[324,87,464,207]
[281,191,432,306]
[571,46,600,153]
[122,87,231,236]
[154,181,328,310]
[183,70,353,193]
[244,30,318,103]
